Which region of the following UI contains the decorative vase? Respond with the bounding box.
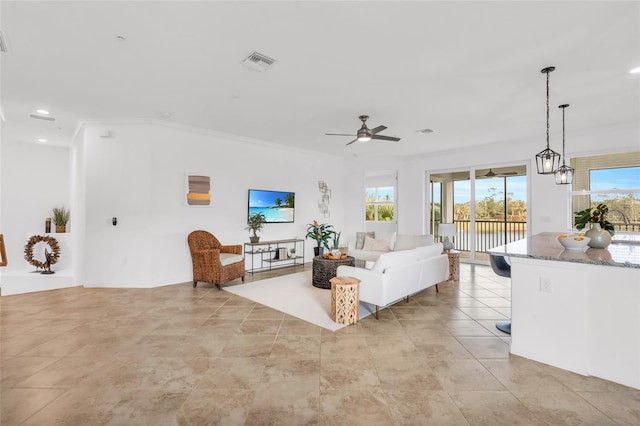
[331,249,341,258]
[314,246,324,257]
[585,223,611,249]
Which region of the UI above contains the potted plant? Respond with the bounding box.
[245,212,267,243]
[51,206,70,233]
[574,203,615,248]
[305,220,334,256]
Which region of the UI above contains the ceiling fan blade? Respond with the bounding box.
[326,133,356,136]
[371,134,400,142]
[345,139,358,146]
[370,125,387,134]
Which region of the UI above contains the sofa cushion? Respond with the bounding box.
[376,231,397,250]
[362,235,390,252]
[371,250,416,273]
[355,232,375,249]
[394,234,433,251]
[414,242,444,259]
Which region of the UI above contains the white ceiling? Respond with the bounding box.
[1,1,639,158]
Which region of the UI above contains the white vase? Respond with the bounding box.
[585,223,611,249]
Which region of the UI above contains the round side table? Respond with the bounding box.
[312,255,355,289]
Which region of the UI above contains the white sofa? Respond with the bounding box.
[349,232,434,264]
[337,243,449,319]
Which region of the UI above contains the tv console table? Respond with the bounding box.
[244,238,305,274]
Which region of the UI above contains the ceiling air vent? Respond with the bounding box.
[29,114,55,122]
[0,31,7,53]
[242,51,276,72]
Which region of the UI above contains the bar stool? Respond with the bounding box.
[489,254,511,335]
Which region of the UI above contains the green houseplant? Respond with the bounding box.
[574,203,615,249]
[305,220,334,256]
[51,206,70,233]
[246,212,267,243]
[574,203,615,236]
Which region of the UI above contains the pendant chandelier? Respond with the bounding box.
[535,66,561,174]
[555,104,574,185]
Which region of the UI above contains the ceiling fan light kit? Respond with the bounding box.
[326,115,400,146]
[535,66,561,175]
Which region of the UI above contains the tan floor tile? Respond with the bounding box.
[411,336,474,359]
[373,356,443,391]
[246,381,319,425]
[577,390,640,425]
[176,388,255,425]
[429,359,505,392]
[219,335,276,358]
[1,388,67,425]
[385,389,469,425]
[457,336,511,359]
[445,319,496,337]
[196,357,267,390]
[365,334,421,358]
[450,390,546,425]
[480,358,571,395]
[1,356,59,386]
[320,388,394,425]
[262,357,320,386]
[2,263,636,424]
[517,391,618,425]
[320,357,379,390]
[270,335,321,358]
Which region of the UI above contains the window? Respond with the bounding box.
[571,152,640,232]
[365,186,394,221]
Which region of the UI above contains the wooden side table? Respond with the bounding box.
[329,276,360,325]
[445,250,460,283]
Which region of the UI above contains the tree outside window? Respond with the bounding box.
[365,186,394,222]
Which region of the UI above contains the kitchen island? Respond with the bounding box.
[488,232,640,390]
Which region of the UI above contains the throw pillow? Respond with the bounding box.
[355,232,375,249]
[362,236,390,251]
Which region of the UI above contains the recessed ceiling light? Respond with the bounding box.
[38,138,47,143]
[416,128,434,135]
[116,35,127,41]
[630,67,640,74]
[36,109,50,115]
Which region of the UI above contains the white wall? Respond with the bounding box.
[76,121,346,288]
[0,139,72,269]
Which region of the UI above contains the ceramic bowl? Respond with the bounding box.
[557,233,590,250]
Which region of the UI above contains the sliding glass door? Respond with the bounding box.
[429,165,527,263]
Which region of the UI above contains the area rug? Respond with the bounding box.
[223,270,373,331]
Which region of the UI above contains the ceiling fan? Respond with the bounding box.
[482,168,518,178]
[326,115,401,146]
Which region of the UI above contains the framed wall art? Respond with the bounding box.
[185,174,211,207]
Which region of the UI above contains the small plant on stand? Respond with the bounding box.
[331,231,342,258]
[246,212,267,243]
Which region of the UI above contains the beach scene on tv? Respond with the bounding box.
[248,190,295,223]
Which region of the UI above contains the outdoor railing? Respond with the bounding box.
[443,220,638,253]
[450,220,527,253]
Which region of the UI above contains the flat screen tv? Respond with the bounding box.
[248,189,295,223]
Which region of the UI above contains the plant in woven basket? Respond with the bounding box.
[51,206,70,226]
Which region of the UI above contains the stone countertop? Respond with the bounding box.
[487,232,640,269]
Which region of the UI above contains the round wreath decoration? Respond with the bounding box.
[24,235,61,269]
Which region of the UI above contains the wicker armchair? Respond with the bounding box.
[187,230,245,289]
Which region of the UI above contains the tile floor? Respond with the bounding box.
[2,263,639,425]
